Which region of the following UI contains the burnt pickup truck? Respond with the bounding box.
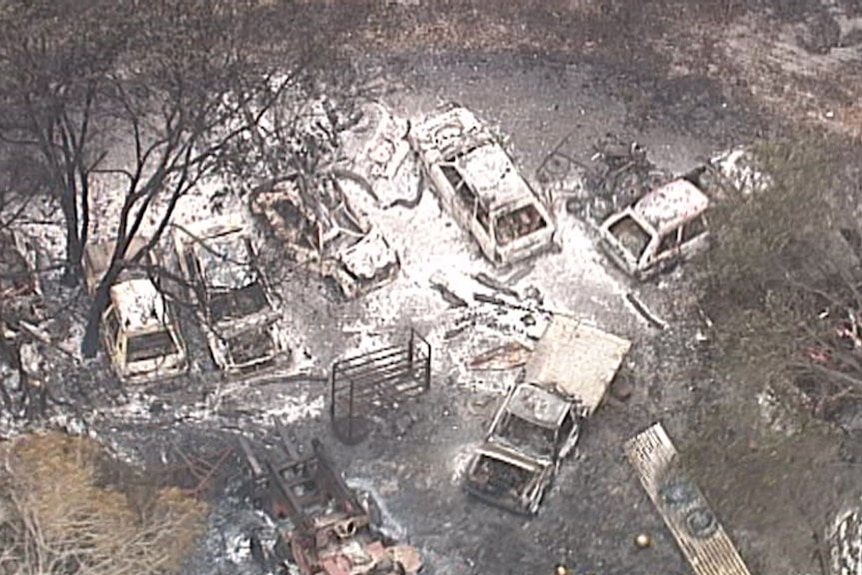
[463,316,631,515]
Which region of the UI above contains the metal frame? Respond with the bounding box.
[329,329,432,444]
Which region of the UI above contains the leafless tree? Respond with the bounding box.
[0,0,127,285]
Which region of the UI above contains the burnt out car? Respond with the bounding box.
[172,214,288,373]
[598,178,710,280]
[463,317,631,515]
[409,105,556,266]
[84,238,188,383]
[251,175,399,300]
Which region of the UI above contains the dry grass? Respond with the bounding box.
[0,433,207,575]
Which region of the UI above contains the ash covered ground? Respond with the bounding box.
[4,1,862,575]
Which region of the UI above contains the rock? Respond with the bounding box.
[610,376,634,401]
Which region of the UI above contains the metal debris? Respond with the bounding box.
[625,292,668,330]
[468,341,532,371]
[329,329,432,445]
[238,430,422,575]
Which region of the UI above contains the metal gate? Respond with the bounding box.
[330,329,431,444]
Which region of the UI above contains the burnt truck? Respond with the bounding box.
[83,238,188,383]
[463,316,631,515]
[409,105,556,266]
[172,214,289,373]
[239,427,422,575]
[250,175,399,300]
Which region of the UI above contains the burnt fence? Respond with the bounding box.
[330,329,431,444]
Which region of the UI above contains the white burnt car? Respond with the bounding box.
[83,239,188,383]
[409,105,556,266]
[463,317,631,515]
[598,178,711,280]
[172,215,288,373]
[250,175,399,299]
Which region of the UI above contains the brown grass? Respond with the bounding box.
[0,433,207,575]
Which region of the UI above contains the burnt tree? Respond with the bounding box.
[79,1,302,358]
[0,0,125,285]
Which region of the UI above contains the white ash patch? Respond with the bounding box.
[225,532,253,564]
[756,386,802,437]
[246,391,325,428]
[449,441,482,485]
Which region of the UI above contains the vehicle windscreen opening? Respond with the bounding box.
[609,216,650,261]
[495,204,547,246]
[127,330,178,362]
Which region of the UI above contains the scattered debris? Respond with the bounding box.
[625,292,669,330]
[469,341,532,371]
[830,505,862,575]
[538,133,670,224]
[463,316,631,515]
[330,329,432,445]
[0,229,40,298]
[409,105,556,266]
[172,213,289,373]
[625,422,753,575]
[238,429,423,575]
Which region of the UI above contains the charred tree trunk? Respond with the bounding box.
[81,262,122,359]
[59,185,83,286]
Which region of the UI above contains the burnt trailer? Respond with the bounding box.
[239,427,422,575]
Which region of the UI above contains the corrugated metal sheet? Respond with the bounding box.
[625,422,752,575]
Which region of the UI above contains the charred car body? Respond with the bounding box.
[409,105,555,266]
[172,214,288,373]
[239,428,422,575]
[251,175,399,300]
[598,178,710,280]
[83,238,187,383]
[463,317,631,515]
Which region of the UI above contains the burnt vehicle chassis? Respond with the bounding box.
[172,216,288,374]
[239,424,422,575]
[250,174,400,300]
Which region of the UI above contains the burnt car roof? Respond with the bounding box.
[174,214,259,290]
[410,106,537,211]
[632,179,709,236]
[109,278,171,332]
